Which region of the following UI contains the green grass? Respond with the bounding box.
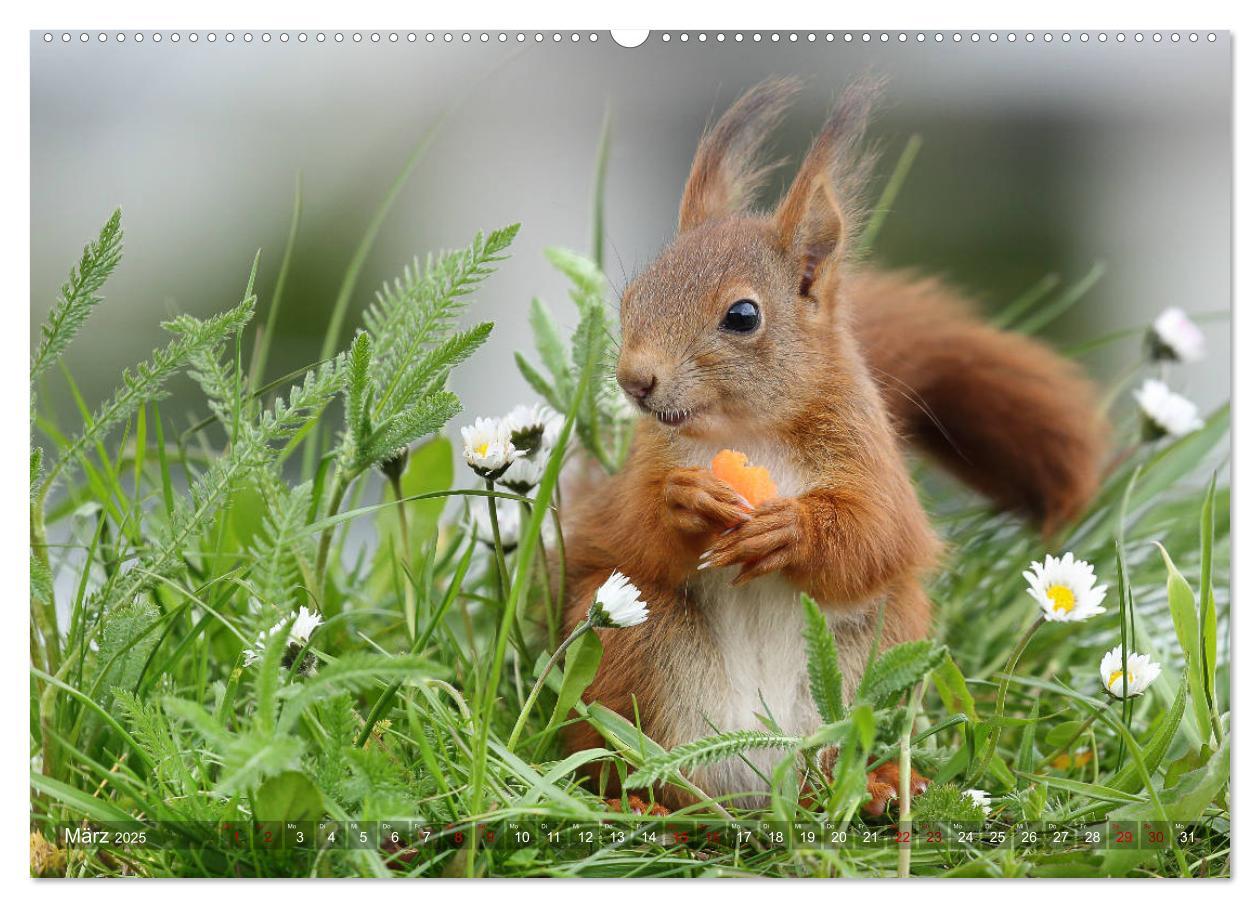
[29,173,1229,879]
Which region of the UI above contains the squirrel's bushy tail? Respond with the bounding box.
[850,270,1108,534]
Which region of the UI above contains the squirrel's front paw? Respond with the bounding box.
[663,467,751,537]
[698,497,803,584]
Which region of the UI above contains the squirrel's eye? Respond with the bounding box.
[720,299,761,333]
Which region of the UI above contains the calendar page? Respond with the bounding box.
[27,21,1231,882]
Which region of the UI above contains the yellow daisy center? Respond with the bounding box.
[1046,583,1076,614]
[475,441,490,457]
[1108,669,1134,690]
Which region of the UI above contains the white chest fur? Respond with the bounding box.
[665,436,832,805]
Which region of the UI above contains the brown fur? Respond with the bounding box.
[560,79,1107,807]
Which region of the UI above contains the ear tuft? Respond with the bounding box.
[775,79,882,297]
[796,179,845,297]
[678,78,800,233]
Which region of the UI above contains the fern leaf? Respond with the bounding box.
[276,653,446,734]
[249,478,315,607]
[801,594,846,724]
[86,352,346,626]
[622,730,800,789]
[355,391,460,470]
[31,209,123,384]
[345,331,374,446]
[365,224,518,409]
[387,321,493,407]
[47,293,256,489]
[857,639,947,705]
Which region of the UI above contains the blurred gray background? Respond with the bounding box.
[30,32,1232,446]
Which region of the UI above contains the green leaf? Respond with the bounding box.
[1016,697,1041,774]
[1199,474,1219,710]
[529,296,573,397]
[1014,772,1144,805]
[858,639,946,705]
[254,770,324,822]
[546,630,604,732]
[31,772,136,824]
[515,352,562,410]
[397,435,455,539]
[932,654,978,722]
[584,702,668,767]
[1156,543,1212,743]
[1045,720,1082,750]
[544,246,606,299]
[1160,736,1229,822]
[800,594,846,724]
[1108,673,1187,795]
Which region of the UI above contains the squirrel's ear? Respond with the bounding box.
[777,177,846,298]
[678,78,799,233]
[774,80,880,298]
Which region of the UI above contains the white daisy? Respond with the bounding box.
[244,606,323,669]
[503,403,562,458]
[467,497,520,551]
[589,571,650,629]
[1149,307,1206,364]
[460,417,517,479]
[1134,379,1204,440]
[1099,645,1161,698]
[290,606,322,642]
[963,788,992,816]
[1023,552,1107,622]
[500,455,545,494]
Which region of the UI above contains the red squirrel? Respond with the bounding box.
[560,79,1107,811]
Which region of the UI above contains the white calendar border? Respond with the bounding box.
[4,0,1251,901]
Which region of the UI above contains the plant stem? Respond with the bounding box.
[29,501,61,674]
[897,681,927,879]
[389,472,417,639]
[970,615,1044,787]
[314,472,350,582]
[483,480,528,658]
[506,620,591,752]
[467,361,592,878]
[525,502,559,651]
[484,479,509,603]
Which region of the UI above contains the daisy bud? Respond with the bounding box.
[503,403,561,458]
[1099,645,1161,698]
[1148,307,1206,364]
[1022,552,1107,622]
[460,417,517,479]
[1134,379,1204,441]
[500,455,545,494]
[378,446,409,482]
[588,571,650,629]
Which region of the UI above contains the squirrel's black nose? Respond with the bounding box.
[620,372,657,402]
